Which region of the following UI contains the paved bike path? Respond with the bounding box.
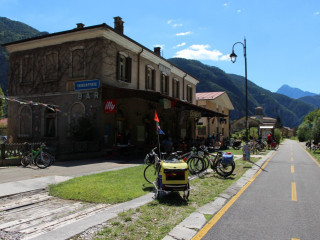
[196,139,320,240]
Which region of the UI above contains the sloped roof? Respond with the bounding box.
[196,92,234,110]
[196,92,225,100]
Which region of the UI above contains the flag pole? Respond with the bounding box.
[157,130,161,160]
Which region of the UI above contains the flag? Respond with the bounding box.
[156,122,165,135]
[154,111,159,122]
[154,111,165,134]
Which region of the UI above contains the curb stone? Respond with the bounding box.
[163,151,273,240]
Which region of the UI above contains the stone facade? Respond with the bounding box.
[3,18,224,159]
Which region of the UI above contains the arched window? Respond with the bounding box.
[18,105,32,137]
[69,102,85,126]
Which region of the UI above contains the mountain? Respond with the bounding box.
[276,84,317,99]
[299,95,320,108]
[0,17,48,94]
[168,58,316,128]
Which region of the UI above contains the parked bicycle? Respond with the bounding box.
[171,146,235,178]
[198,146,235,178]
[143,147,161,184]
[21,143,55,169]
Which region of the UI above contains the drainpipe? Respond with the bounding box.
[137,48,144,90]
[183,73,187,100]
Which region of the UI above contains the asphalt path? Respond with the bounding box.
[196,140,320,240]
[0,157,143,184]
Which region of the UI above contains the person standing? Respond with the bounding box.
[267,133,272,149]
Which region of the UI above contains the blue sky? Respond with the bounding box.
[1,0,320,93]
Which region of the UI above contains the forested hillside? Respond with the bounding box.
[0,17,48,94]
[168,58,315,128]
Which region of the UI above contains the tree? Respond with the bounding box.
[312,119,320,144]
[274,128,282,144]
[297,121,312,142]
[275,116,283,129]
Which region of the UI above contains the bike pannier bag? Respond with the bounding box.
[222,153,234,164]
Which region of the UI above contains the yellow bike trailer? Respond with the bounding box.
[154,159,190,200]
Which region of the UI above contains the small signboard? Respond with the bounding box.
[74,79,100,91]
[243,144,250,160]
[104,100,116,113]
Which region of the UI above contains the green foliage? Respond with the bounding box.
[274,128,281,144]
[297,121,312,142]
[249,127,258,139]
[297,109,320,142]
[69,116,94,141]
[232,130,246,141]
[304,109,320,122]
[312,119,320,144]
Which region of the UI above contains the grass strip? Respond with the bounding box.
[49,165,151,203]
[52,157,261,240]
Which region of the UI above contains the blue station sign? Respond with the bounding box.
[74,79,100,91]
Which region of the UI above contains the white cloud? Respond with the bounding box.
[167,20,183,28]
[237,9,242,14]
[174,44,229,61]
[314,12,320,15]
[176,31,192,36]
[174,42,186,48]
[223,3,229,7]
[173,23,183,28]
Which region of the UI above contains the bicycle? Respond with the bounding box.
[199,146,235,178]
[21,143,55,169]
[143,147,161,184]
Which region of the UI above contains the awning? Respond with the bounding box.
[102,85,227,118]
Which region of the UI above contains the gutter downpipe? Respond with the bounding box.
[183,73,187,100]
[137,48,144,90]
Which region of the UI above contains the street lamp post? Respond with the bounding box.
[230,38,248,142]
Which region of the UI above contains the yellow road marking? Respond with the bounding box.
[192,152,276,240]
[291,165,294,173]
[292,238,300,240]
[292,182,297,202]
[291,157,294,162]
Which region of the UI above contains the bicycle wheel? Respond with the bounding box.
[35,152,51,169]
[187,157,205,175]
[21,152,32,167]
[46,152,55,166]
[201,156,210,172]
[144,164,158,184]
[215,158,235,178]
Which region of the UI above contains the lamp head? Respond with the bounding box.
[230,51,237,63]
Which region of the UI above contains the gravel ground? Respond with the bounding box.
[0,230,25,240]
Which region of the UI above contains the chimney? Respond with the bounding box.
[76,23,85,29]
[154,47,161,56]
[114,16,124,34]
